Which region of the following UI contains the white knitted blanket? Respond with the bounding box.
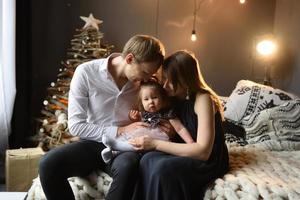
[204,144,300,200]
[27,144,300,200]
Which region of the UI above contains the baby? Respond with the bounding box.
[101,80,194,163]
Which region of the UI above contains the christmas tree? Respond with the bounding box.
[35,14,114,151]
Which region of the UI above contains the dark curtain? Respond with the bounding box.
[10,1,34,148]
[10,0,82,148]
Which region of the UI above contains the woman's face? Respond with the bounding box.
[163,78,186,99]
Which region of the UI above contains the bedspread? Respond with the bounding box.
[27,143,300,200]
[204,144,300,200]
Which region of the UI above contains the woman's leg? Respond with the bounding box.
[138,151,212,200]
[39,140,106,200]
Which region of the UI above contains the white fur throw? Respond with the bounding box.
[27,172,112,200]
[27,144,300,200]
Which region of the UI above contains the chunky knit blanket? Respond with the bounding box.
[27,144,300,200]
[204,144,300,200]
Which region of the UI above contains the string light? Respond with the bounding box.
[43,100,49,105]
[191,0,197,41]
[191,30,197,41]
[155,0,160,37]
[190,0,205,41]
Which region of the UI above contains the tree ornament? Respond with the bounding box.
[80,13,103,30]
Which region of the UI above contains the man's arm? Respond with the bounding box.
[68,65,118,142]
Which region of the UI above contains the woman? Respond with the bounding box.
[130,50,229,200]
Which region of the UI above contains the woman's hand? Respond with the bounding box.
[117,122,149,136]
[159,119,176,138]
[129,135,157,151]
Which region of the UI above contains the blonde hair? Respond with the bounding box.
[163,50,224,119]
[122,35,165,66]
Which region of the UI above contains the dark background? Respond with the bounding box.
[12,0,300,148]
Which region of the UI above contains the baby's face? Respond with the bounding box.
[140,87,163,113]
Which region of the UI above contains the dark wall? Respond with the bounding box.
[30,0,276,95]
[14,0,277,146]
[274,0,300,95]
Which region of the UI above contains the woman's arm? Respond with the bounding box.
[169,118,194,143]
[129,93,215,161]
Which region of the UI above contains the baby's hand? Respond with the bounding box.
[129,110,140,121]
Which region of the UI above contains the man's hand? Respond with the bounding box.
[159,119,176,138]
[117,122,149,136]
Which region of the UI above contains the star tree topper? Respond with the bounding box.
[80,13,103,30]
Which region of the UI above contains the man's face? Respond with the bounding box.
[125,60,160,83]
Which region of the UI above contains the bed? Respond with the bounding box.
[27,80,300,200]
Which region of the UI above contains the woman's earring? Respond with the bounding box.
[186,88,190,100]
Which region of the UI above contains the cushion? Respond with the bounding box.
[224,80,298,124]
[224,133,248,146]
[241,99,300,150]
[223,120,248,146]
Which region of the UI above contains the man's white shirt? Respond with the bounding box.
[68,53,138,142]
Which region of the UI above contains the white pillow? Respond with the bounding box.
[241,99,300,150]
[224,80,298,124]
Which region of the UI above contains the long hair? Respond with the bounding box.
[162,50,223,118]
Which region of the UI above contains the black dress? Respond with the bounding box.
[133,94,229,200]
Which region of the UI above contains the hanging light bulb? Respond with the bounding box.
[240,0,246,4]
[191,0,198,42]
[191,30,197,41]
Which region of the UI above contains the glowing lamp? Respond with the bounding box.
[256,40,277,56]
